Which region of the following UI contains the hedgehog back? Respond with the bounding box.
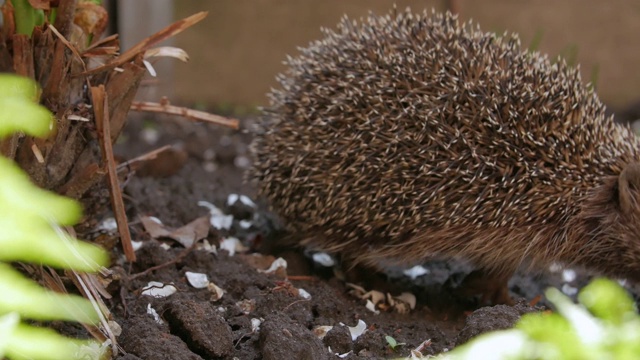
[250,9,639,267]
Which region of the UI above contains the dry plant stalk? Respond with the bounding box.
[131,99,240,129]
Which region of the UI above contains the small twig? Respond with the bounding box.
[283,299,311,312]
[128,242,197,281]
[116,144,173,172]
[80,11,208,76]
[48,24,85,66]
[83,33,119,53]
[69,271,117,356]
[529,294,543,307]
[287,275,317,281]
[130,99,239,129]
[91,85,136,262]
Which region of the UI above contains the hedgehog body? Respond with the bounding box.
[249,9,640,291]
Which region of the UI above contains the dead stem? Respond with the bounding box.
[130,99,240,129]
[91,85,136,262]
[129,242,198,281]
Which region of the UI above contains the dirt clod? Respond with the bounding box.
[119,317,203,360]
[323,325,353,354]
[163,300,234,358]
[455,301,538,345]
[260,314,329,360]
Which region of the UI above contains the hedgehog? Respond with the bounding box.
[248,8,640,304]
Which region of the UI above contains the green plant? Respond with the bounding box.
[442,278,640,360]
[385,335,406,351]
[0,73,109,360]
[10,0,46,36]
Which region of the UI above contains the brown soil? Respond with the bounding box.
[83,113,639,360]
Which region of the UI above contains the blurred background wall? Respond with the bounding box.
[117,0,640,115]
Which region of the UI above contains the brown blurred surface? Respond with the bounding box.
[172,0,640,110]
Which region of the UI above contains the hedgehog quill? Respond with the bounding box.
[248,8,640,304]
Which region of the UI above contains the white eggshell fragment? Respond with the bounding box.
[312,252,335,267]
[141,281,177,298]
[146,304,163,324]
[185,271,209,289]
[347,320,367,341]
[403,265,429,279]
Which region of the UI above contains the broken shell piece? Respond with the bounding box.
[210,213,233,230]
[298,288,311,300]
[131,240,144,251]
[562,283,578,296]
[227,194,239,206]
[394,292,417,311]
[549,262,563,273]
[387,292,416,314]
[208,282,225,301]
[219,237,248,256]
[184,271,225,300]
[198,201,233,230]
[363,290,386,306]
[337,351,353,359]
[141,281,177,298]
[185,272,209,289]
[365,300,380,314]
[403,265,429,280]
[346,320,367,341]
[197,240,217,254]
[346,283,366,297]
[159,243,171,250]
[562,269,577,283]
[239,220,252,229]
[96,217,118,232]
[312,325,334,339]
[251,318,262,332]
[236,299,256,315]
[312,252,335,267]
[227,194,257,208]
[147,304,163,324]
[259,257,288,274]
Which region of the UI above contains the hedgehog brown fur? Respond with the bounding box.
[249,8,640,303]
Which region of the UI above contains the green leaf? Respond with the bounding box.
[0,313,20,358]
[4,322,103,360]
[517,312,587,358]
[0,220,108,271]
[578,278,637,325]
[0,98,53,138]
[0,74,53,138]
[0,73,109,360]
[0,264,100,323]
[0,157,81,226]
[0,74,40,100]
[385,335,397,348]
[11,0,39,36]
